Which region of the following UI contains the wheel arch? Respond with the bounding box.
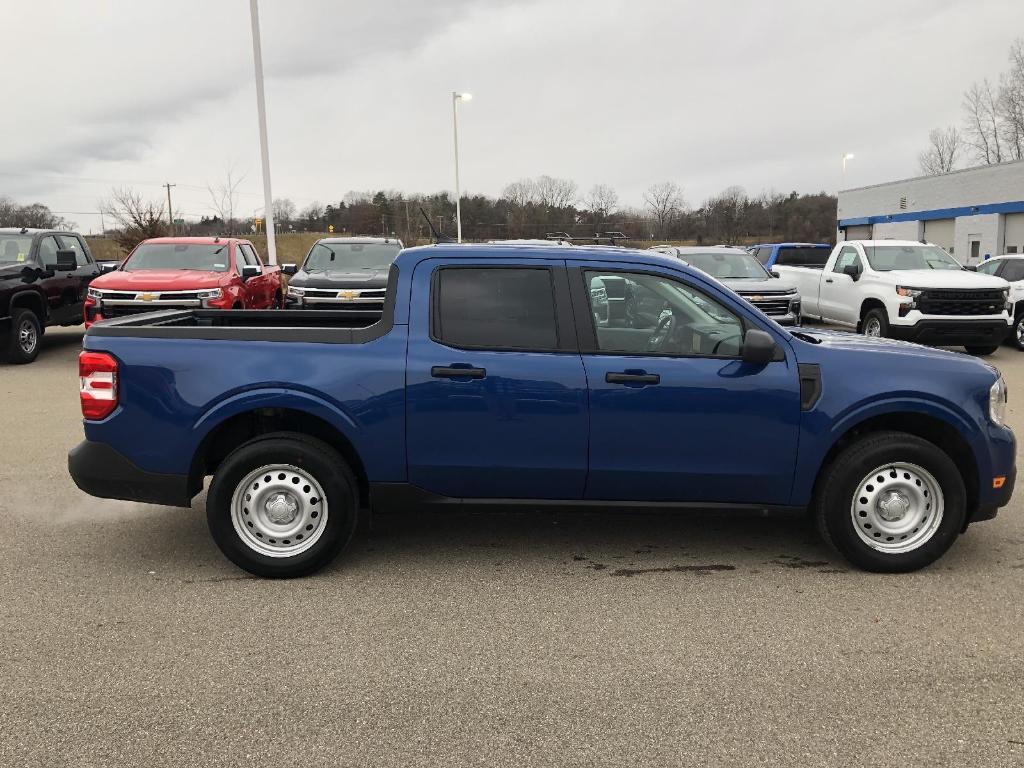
[858,297,888,331]
[9,289,46,322]
[810,411,979,525]
[189,404,371,509]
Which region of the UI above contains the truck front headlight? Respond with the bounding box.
[87,288,102,301]
[197,289,222,300]
[287,286,305,298]
[896,286,923,298]
[990,376,1008,427]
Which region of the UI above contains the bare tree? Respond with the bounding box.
[100,187,167,251]
[501,179,538,207]
[272,198,296,229]
[963,79,1004,164]
[207,166,247,234]
[758,189,786,240]
[534,175,578,209]
[998,38,1024,161]
[644,182,685,239]
[918,126,964,175]
[584,184,619,223]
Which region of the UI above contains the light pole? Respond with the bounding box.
[452,91,472,243]
[841,153,855,188]
[249,0,277,264]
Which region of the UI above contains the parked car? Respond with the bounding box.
[972,255,1024,348]
[772,240,1012,355]
[69,244,1015,577]
[0,227,102,363]
[84,237,283,326]
[285,237,401,311]
[750,242,832,270]
[651,245,802,325]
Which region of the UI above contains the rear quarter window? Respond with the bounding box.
[776,247,829,268]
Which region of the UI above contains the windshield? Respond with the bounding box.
[684,251,770,280]
[303,242,399,272]
[123,243,229,272]
[0,234,34,264]
[864,244,962,272]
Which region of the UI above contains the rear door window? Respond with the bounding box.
[433,267,559,350]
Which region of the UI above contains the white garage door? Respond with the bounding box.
[843,224,871,240]
[1005,213,1024,254]
[923,218,955,255]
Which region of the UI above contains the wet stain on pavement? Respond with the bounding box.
[611,564,736,577]
[773,554,831,569]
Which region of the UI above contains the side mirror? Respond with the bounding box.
[769,267,781,278]
[964,264,978,272]
[282,264,298,276]
[842,263,861,281]
[99,261,118,273]
[241,264,261,279]
[55,249,77,272]
[741,328,779,365]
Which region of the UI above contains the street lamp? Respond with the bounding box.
[452,91,472,243]
[841,153,855,187]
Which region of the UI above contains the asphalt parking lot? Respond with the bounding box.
[2,326,1023,767]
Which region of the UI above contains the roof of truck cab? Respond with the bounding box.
[398,243,694,272]
[139,237,251,245]
[749,242,830,248]
[316,236,401,245]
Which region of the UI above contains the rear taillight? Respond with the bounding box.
[80,351,118,420]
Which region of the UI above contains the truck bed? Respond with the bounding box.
[87,308,388,344]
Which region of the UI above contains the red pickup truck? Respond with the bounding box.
[85,237,287,326]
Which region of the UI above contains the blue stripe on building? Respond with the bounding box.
[839,200,1024,228]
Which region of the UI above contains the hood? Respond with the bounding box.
[873,269,1008,290]
[791,327,993,366]
[290,268,389,288]
[721,277,798,295]
[91,269,226,290]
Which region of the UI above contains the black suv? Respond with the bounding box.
[0,228,106,363]
[285,237,402,311]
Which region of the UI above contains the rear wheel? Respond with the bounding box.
[2,308,42,364]
[1013,314,1024,350]
[861,308,888,338]
[814,431,966,572]
[207,433,358,577]
[965,344,999,356]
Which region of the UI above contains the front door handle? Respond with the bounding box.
[432,365,486,379]
[825,278,834,283]
[606,371,660,385]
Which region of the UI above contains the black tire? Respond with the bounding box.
[964,344,999,356]
[207,433,358,578]
[861,307,889,338]
[1013,314,1024,350]
[814,431,966,573]
[2,307,42,364]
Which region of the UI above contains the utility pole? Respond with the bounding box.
[164,183,176,234]
[249,0,278,264]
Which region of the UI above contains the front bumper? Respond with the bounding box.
[888,319,1010,346]
[970,424,1016,524]
[68,439,194,508]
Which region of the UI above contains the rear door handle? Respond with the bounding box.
[606,371,660,385]
[431,365,486,379]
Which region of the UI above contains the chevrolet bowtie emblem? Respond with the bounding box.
[137,293,158,301]
[338,290,358,300]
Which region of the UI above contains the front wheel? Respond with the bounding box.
[2,308,42,364]
[814,431,966,572]
[207,433,358,577]
[1011,314,1024,350]
[965,344,999,356]
[861,308,889,338]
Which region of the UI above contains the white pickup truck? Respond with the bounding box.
[773,240,1012,355]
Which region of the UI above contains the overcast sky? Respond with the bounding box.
[4,0,1023,233]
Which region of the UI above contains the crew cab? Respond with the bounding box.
[651,245,802,325]
[774,240,1012,355]
[0,227,101,363]
[285,237,401,312]
[68,244,1015,578]
[974,255,1024,349]
[85,237,283,326]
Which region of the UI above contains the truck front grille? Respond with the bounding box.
[918,289,1005,316]
[737,294,793,316]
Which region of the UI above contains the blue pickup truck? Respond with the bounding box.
[69,244,1015,577]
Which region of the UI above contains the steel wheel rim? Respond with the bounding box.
[230,463,328,558]
[18,319,37,354]
[1016,317,1024,345]
[864,317,881,337]
[850,462,944,554]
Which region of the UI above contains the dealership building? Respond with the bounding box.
[837,159,1024,264]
